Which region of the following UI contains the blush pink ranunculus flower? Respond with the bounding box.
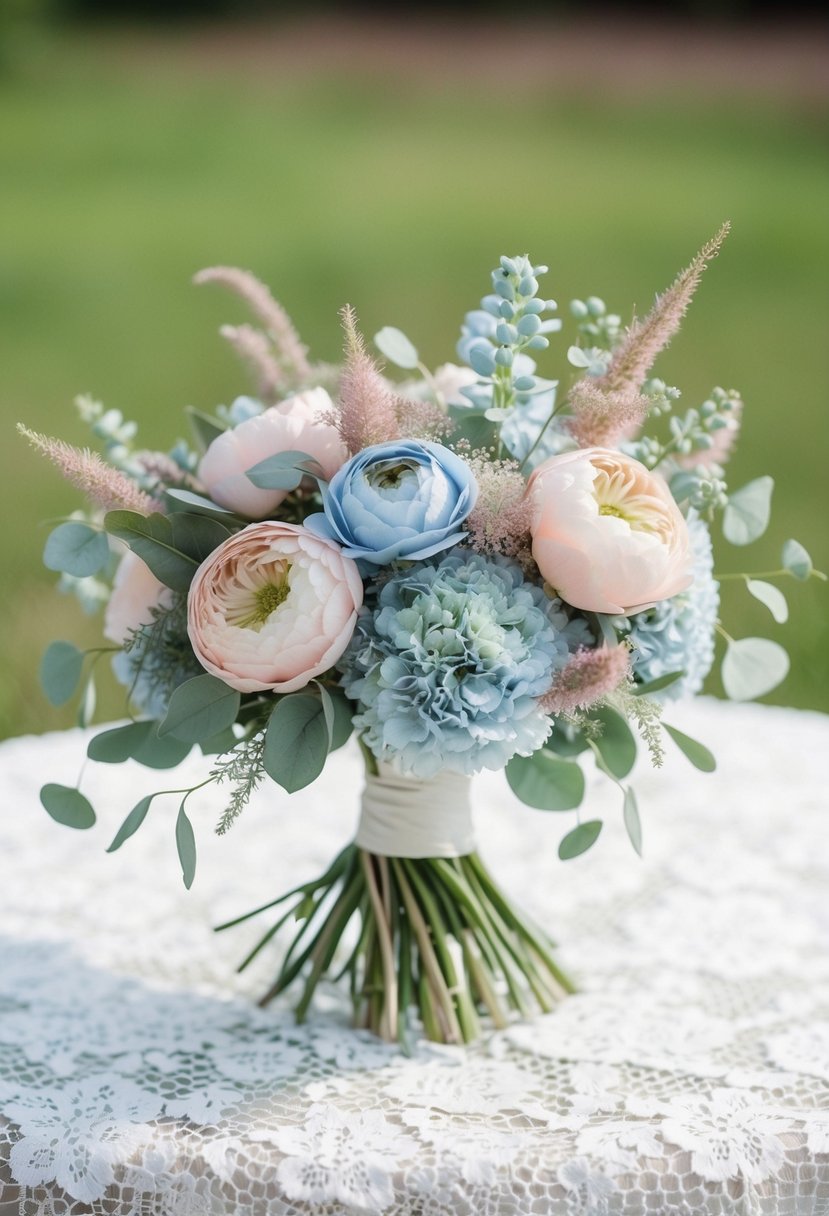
[187,522,363,694]
[104,550,172,646]
[198,387,347,520]
[528,447,692,615]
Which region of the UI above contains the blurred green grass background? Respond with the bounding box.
[1,22,827,739]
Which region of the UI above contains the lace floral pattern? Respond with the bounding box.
[1,698,828,1214]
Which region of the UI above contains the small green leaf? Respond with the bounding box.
[506,749,585,811]
[87,720,154,763]
[590,705,636,779]
[77,676,96,728]
[132,727,192,770]
[558,819,603,860]
[544,722,589,758]
[245,450,323,491]
[43,522,109,577]
[722,637,790,701]
[40,784,96,829]
[175,803,197,889]
[104,511,197,593]
[723,476,774,546]
[781,538,813,581]
[40,641,84,707]
[315,683,335,747]
[199,727,238,756]
[632,670,685,697]
[165,488,238,519]
[326,688,355,753]
[169,512,233,564]
[374,326,420,369]
[106,795,153,852]
[663,723,716,772]
[746,579,788,624]
[159,674,240,744]
[447,406,498,452]
[264,693,329,793]
[186,406,227,452]
[623,788,642,856]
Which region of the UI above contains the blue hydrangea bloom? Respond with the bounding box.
[623,515,719,700]
[341,552,589,777]
[305,440,478,565]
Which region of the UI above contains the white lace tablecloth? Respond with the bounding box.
[1,698,828,1216]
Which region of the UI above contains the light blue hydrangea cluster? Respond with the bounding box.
[341,552,590,778]
[622,516,720,701]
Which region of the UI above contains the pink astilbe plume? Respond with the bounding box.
[566,380,649,448]
[539,644,632,717]
[465,455,532,561]
[336,306,401,454]
[18,425,155,514]
[219,324,285,402]
[601,223,730,396]
[395,395,454,443]
[193,266,312,382]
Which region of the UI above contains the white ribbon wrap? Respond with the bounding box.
[355,764,475,859]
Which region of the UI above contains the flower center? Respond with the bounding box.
[225,562,292,631]
[592,466,671,541]
[366,459,420,494]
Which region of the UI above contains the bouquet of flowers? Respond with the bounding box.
[22,225,823,1045]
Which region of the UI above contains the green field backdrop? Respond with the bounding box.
[1,26,827,739]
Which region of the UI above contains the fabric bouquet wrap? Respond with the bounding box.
[24,227,823,1044]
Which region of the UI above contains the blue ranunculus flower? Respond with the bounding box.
[305,440,478,565]
[340,552,589,778]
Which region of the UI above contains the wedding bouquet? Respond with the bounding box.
[23,225,822,1045]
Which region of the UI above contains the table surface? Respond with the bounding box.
[0,698,828,1216]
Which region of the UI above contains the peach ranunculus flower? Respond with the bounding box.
[187,522,363,694]
[104,550,172,646]
[528,447,692,615]
[198,387,348,520]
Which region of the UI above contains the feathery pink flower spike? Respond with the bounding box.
[336,305,402,454]
[18,425,156,515]
[218,323,285,402]
[539,645,632,716]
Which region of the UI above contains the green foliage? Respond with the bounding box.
[43,521,109,577]
[159,673,241,743]
[104,510,231,592]
[185,406,227,452]
[39,640,83,706]
[211,729,267,834]
[106,794,153,852]
[175,803,197,889]
[374,326,419,369]
[623,788,642,856]
[662,723,716,772]
[723,477,774,546]
[781,538,813,581]
[40,783,95,829]
[87,720,152,762]
[165,488,237,518]
[722,636,790,701]
[589,705,637,779]
[631,670,684,697]
[263,693,330,793]
[122,592,202,716]
[506,749,585,811]
[746,578,788,623]
[245,450,323,491]
[558,820,603,860]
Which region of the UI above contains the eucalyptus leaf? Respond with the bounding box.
[43,521,109,577]
[623,788,642,856]
[326,688,355,753]
[186,406,227,452]
[87,720,155,763]
[447,408,497,452]
[781,538,813,581]
[722,637,790,702]
[374,326,420,369]
[106,795,153,852]
[169,513,233,564]
[132,728,192,770]
[104,511,197,593]
[590,705,636,779]
[159,674,241,743]
[175,804,197,889]
[264,693,329,793]
[40,784,96,829]
[723,476,774,546]
[558,819,603,860]
[632,670,685,697]
[40,641,84,707]
[746,579,788,624]
[506,749,585,811]
[199,728,239,756]
[245,450,323,491]
[77,677,96,729]
[663,723,716,772]
[165,488,237,519]
[544,721,589,758]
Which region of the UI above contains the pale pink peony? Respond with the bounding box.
[104,551,172,646]
[198,388,348,519]
[187,522,363,694]
[528,447,692,615]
